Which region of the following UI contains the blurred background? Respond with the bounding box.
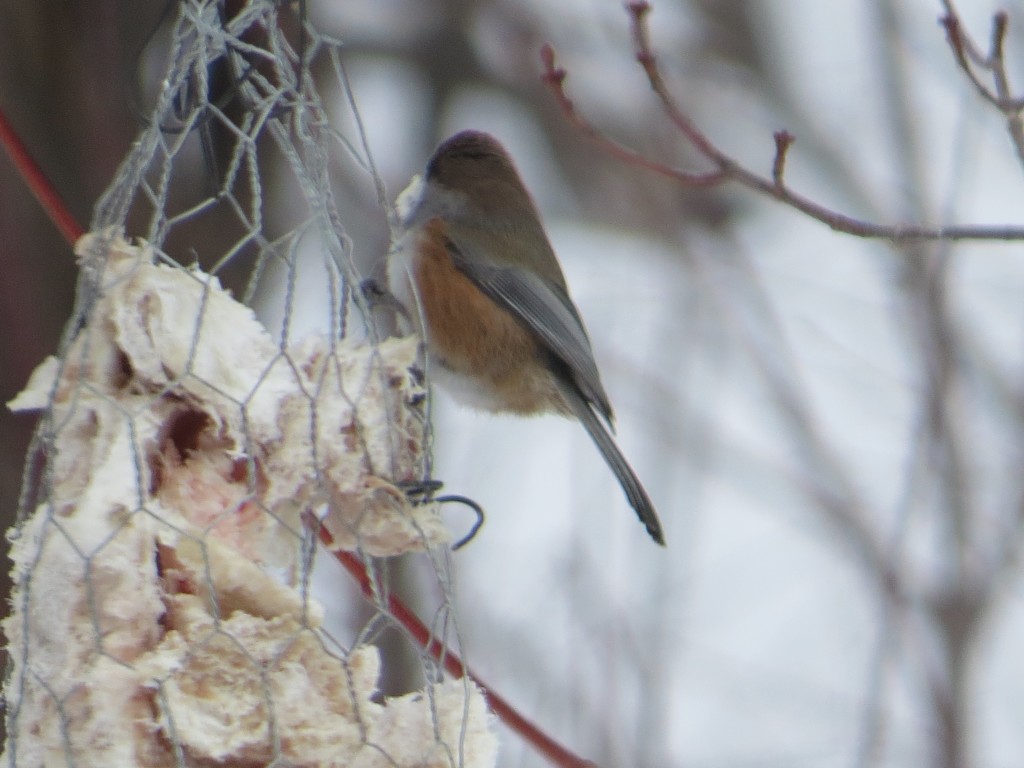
[3,1,1024,766]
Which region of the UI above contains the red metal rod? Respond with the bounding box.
[0,108,84,246]
[323,533,597,768]
[0,101,597,767]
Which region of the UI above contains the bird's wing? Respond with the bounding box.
[445,237,615,423]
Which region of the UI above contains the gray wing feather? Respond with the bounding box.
[441,231,666,544]
[450,250,614,422]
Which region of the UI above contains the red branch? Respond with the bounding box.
[539,44,725,187]
[940,2,1024,170]
[316,525,598,768]
[539,3,1024,241]
[941,6,1023,110]
[0,107,84,246]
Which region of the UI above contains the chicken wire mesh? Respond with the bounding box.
[3,2,496,765]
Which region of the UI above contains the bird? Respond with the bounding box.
[387,130,664,545]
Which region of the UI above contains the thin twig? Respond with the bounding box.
[539,5,1024,241]
[771,131,794,191]
[539,44,725,187]
[940,2,1024,169]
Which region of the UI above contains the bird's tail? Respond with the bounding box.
[559,383,665,545]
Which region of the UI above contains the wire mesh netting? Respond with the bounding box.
[3,2,496,765]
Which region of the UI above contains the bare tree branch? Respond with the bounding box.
[940,2,1024,170]
[540,2,1024,241]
